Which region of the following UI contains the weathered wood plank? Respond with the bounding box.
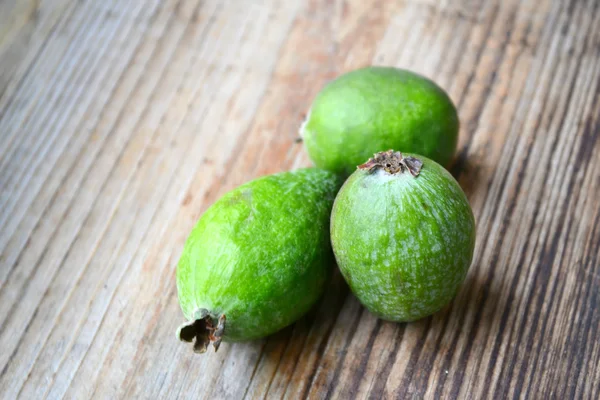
[0,0,599,399]
[0,0,78,113]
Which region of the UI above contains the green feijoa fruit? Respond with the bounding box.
[301,66,459,176]
[176,168,342,353]
[331,150,475,322]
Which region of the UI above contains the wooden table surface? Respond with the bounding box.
[1,0,599,398]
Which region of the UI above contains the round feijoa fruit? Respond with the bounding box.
[176,168,342,353]
[331,150,475,322]
[301,66,459,176]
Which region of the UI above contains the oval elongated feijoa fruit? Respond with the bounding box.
[331,151,475,321]
[176,168,342,353]
[301,67,459,175]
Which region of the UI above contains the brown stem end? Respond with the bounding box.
[177,310,226,354]
[358,150,423,177]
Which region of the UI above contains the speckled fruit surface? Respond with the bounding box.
[176,168,342,352]
[301,67,459,176]
[330,151,475,322]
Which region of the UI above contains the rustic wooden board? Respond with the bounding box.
[1,0,599,398]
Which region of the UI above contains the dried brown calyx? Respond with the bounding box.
[358,150,423,177]
[177,309,226,353]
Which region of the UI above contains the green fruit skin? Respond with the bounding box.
[177,168,342,341]
[302,67,459,176]
[330,154,475,321]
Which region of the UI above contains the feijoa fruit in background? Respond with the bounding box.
[301,67,459,175]
[331,151,475,321]
[176,168,342,353]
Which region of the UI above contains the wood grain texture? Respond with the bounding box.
[0,0,599,398]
